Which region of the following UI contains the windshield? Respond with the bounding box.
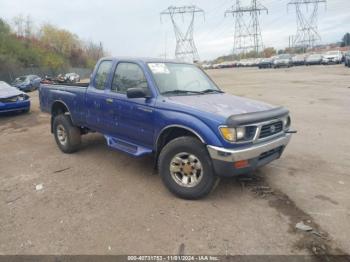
[309,54,321,59]
[278,54,290,59]
[293,55,304,59]
[12,76,27,84]
[148,63,221,96]
[327,51,339,55]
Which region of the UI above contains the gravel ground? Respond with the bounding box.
[0,64,349,257]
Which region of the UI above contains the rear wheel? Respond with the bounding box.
[158,136,218,199]
[53,114,81,153]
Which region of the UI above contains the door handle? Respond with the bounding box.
[106,98,113,104]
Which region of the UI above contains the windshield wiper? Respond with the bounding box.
[200,89,224,94]
[161,90,203,96]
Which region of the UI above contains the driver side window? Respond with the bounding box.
[112,62,148,94]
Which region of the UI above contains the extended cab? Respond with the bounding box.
[39,58,294,199]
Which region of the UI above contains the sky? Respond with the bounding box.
[0,0,349,60]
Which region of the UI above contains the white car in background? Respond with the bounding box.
[64,73,80,83]
[322,50,343,65]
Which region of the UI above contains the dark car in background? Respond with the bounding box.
[305,54,323,66]
[12,75,41,92]
[344,51,350,67]
[258,57,274,69]
[0,81,30,114]
[273,54,292,68]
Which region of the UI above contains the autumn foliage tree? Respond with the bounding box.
[0,16,106,72]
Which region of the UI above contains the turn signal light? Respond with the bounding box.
[234,160,249,169]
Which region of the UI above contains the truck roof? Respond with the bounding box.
[100,57,194,64]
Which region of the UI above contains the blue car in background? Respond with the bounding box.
[0,81,30,114]
[12,75,41,92]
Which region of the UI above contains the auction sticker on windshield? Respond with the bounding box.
[148,63,170,74]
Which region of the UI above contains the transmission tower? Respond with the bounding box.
[161,6,204,62]
[225,0,268,56]
[288,0,327,51]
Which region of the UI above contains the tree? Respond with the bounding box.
[13,15,25,37]
[0,19,11,35]
[0,15,106,72]
[341,33,350,47]
[40,24,80,57]
[262,47,276,58]
[24,15,34,39]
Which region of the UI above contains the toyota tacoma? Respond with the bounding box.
[39,58,294,199]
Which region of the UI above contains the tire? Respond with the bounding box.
[158,136,218,200]
[53,114,81,154]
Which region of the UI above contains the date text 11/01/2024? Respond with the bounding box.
[127,255,220,261]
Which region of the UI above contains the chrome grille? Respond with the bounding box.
[259,121,283,139]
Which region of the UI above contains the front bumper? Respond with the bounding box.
[207,134,291,176]
[274,61,290,67]
[0,100,30,113]
[322,58,340,64]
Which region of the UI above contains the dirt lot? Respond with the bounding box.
[0,65,349,256]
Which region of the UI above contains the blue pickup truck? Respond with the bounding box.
[39,57,293,199]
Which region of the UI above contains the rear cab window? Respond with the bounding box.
[94,60,113,90]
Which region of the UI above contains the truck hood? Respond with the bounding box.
[0,82,25,99]
[165,93,275,118]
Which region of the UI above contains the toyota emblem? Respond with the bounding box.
[270,125,276,133]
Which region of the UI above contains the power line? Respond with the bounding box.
[225,0,268,57]
[160,5,205,62]
[288,0,327,51]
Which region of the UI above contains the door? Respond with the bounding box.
[109,62,155,147]
[86,60,114,131]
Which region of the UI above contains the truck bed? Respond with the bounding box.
[39,83,88,125]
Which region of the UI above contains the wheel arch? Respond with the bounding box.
[50,100,72,133]
[155,125,205,158]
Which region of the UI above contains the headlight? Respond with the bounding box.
[17,94,29,101]
[282,116,291,129]
[219,127,236,142]
[219,126,246,142]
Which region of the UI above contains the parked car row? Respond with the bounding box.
[8,72,81,93]
[204,49,349,70]
[258,51,346,69]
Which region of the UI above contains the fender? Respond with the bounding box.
[50,89,81,125]
[154,109,223,148]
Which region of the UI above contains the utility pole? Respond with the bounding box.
[225,0,268,57]
[161,5,205,63]
[288,0,327,51]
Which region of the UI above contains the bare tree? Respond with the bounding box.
[24,15,34,39]
[13,15,25,37]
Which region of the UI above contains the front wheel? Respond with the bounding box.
[158,136,218,199]
[53,114,81,154]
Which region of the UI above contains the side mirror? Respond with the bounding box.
[127,87,149,99]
